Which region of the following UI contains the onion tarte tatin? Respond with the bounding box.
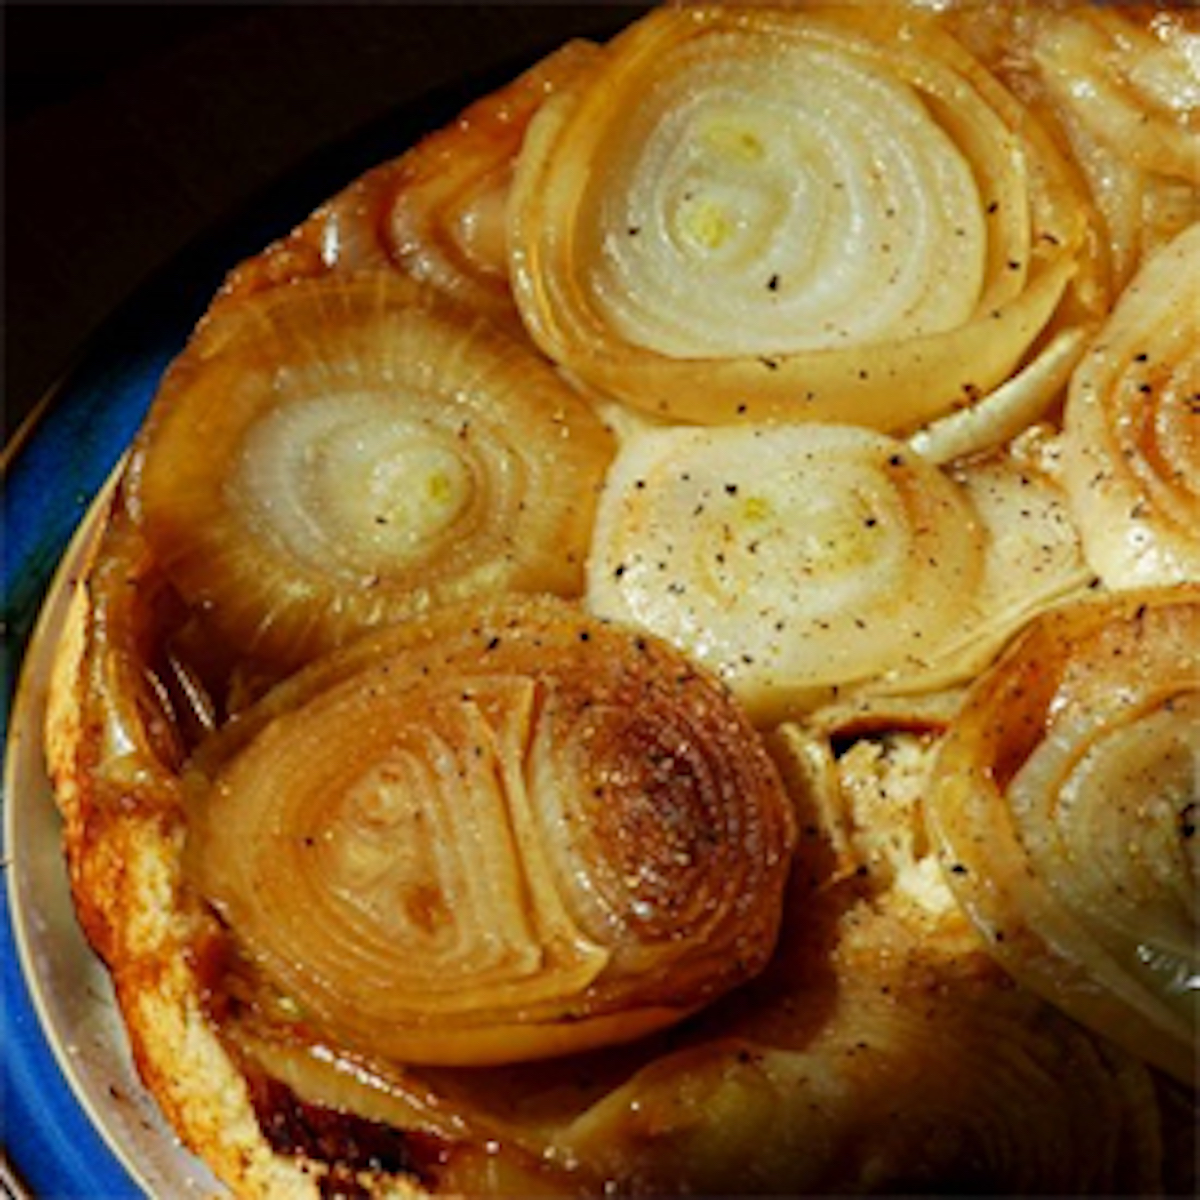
[42,2,1198,1196]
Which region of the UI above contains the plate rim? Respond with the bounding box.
[3,468,172,1198]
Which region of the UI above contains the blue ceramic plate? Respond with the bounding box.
[0,37,619,1194]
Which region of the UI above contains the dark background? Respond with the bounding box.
[4,2,646,443]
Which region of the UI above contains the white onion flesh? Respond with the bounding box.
[587,32,988,357]
[509,3,1095,430]
[585,423,983,720]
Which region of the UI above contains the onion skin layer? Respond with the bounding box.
[927,585,1200,1086]
[185,596,798,1067]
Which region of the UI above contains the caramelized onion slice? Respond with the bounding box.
[127,275,614,670]
[186,596,797,1067]
[1062,221,1200,587]
[383,39,603,324]
[509,2,1097,429]
[561,978,1165,1197]
[213,39,602,327]
[926,586,1200,1085]
[584,423,983,721]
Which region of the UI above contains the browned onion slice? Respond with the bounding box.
[126,274,614,670]
[553,709,1173,1197]
[185,596,798,1067]
[926,586,1200,1085]
[213,39,602,327]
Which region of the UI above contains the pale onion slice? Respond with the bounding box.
[870,428,1095,696]
[1061,221,1200,587]
[1027,4,1200,291]
[185,596,797,1067]
[126,274,614,670]
[509,3,1100,430]
[584,423,984,722]
[212,40,601,328]
[926,586,1200,1085]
